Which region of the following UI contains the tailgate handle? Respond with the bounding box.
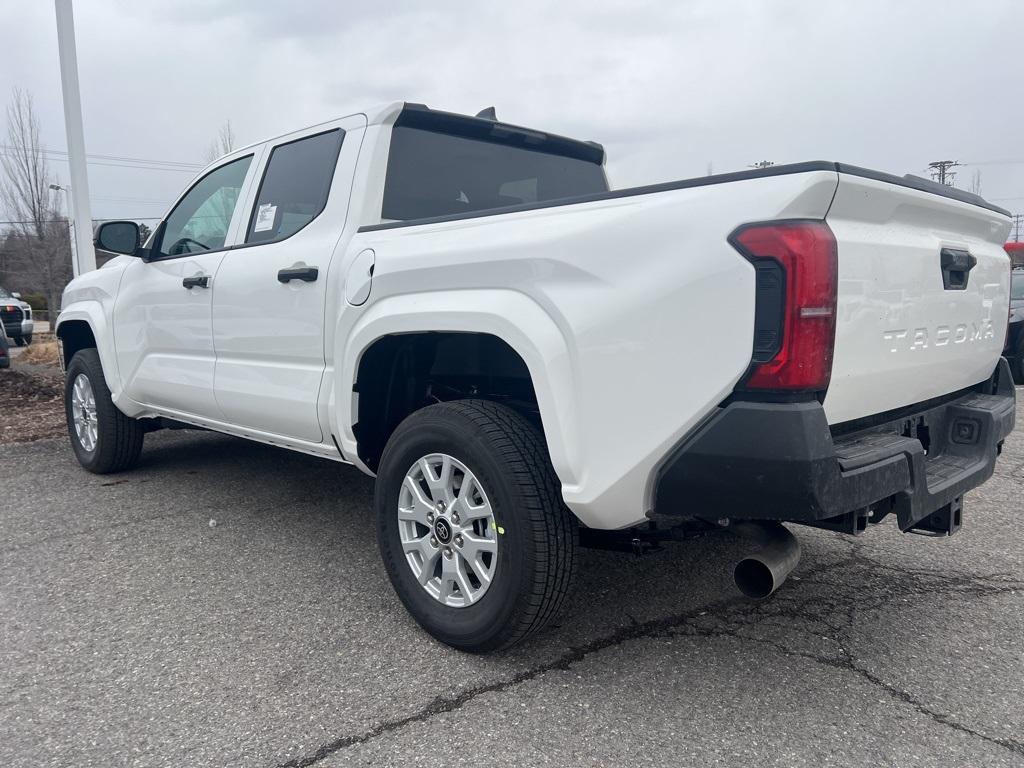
[940,248,977,291]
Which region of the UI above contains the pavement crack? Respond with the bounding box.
[692,626,1024,759]
[275,595,747,767]
[277,545,1024,767]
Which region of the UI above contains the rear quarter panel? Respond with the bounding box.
[338,170,840,528]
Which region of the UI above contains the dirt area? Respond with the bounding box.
[0,362,66,444]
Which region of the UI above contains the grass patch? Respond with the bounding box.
[17,339,60,367]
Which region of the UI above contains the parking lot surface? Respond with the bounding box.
[2,408,1023,767]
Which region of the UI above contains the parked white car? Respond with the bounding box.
[0,286,33,346]
[57,103,1015,650]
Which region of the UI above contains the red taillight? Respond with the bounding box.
[730,220,838,392]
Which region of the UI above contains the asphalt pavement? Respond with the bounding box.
[2,405,1023,767]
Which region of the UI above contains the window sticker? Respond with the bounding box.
[254,203,277,232]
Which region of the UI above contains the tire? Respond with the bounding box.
[376,399,578,652]
[65,348,144,473]
[22,333,32,346]
[14,335,26,347]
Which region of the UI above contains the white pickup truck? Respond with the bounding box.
[58,103,1015,651]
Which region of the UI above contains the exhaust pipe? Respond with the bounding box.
[731,522,801,599]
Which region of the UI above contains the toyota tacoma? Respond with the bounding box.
[56,103,1016,651]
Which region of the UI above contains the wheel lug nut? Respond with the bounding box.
[427,513,434,523]
[443,547,453,558]
[454,535,463,547]
[451,512,460,524]
[430,536,438,547]
[437,500,446,512]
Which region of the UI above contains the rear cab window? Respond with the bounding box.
[381,107,608,222]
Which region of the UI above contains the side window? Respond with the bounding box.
[157,155,252,257]
[245,129,344,244]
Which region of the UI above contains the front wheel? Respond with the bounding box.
[65,348,144,473]
[376,399,578,652]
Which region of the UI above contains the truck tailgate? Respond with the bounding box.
[823,172,1012,425]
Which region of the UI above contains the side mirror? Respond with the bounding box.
[94,220,141,256]
[11,292,20,299]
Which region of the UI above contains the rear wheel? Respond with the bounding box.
[376,399,577,652]
[65,348,144,473]
[14,335,26,347]
[22,333,32,346]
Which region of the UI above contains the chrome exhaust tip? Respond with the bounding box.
[732,522,801,599]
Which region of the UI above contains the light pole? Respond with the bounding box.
[49,183,79,278]
[54,0,96,275]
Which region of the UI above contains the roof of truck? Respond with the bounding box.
[216,102,605,171]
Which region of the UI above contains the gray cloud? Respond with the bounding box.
[1,0,1021,220]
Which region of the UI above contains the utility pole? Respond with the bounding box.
[49,183,77,271]
[54,0,96,276]
[927,160,960,186]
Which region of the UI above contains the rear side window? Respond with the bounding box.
[381,123,608,222]
[245,129,344,244]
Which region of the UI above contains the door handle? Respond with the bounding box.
[182,274,210,289]
[277,266,319,283]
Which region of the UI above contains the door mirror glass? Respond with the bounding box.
[94,221,140,255]
[11,292,20,299]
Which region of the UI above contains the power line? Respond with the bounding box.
[962,158,1024,166]
[0,216,164,225]
[0,144,202,169]
[0,151,198,174]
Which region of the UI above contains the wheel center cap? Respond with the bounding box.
[433,517,453,545]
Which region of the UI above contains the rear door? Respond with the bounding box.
[112,153,259,418]
[211,114,365,443]
[824,173,1012,425]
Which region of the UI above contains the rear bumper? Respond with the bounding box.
[654,359,1016,534]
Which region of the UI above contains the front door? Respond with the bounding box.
[211,117,364,443]
[112,153,258,419]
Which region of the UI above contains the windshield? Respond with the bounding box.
[1013,272,1024,301]
[0,286,12,299]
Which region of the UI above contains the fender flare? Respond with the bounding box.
[55,304,124,403]
[334,289,583,489]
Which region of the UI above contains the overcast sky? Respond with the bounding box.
[2,0,1022,223]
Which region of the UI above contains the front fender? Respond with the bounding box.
[334,289,582,490]
[56,303,123,403]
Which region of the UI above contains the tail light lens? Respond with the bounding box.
[729,220,838,392]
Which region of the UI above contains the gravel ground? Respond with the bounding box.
[1,395,1022,767]
[0,363,65,443]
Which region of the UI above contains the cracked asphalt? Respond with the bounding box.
[2,401,1023,767]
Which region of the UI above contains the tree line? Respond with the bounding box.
[0,87,234,318]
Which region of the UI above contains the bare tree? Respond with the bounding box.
[0,88,72,316]
[204,120,236,164]
[968,169,982,196]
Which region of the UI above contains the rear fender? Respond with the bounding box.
[335,289,580,487]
